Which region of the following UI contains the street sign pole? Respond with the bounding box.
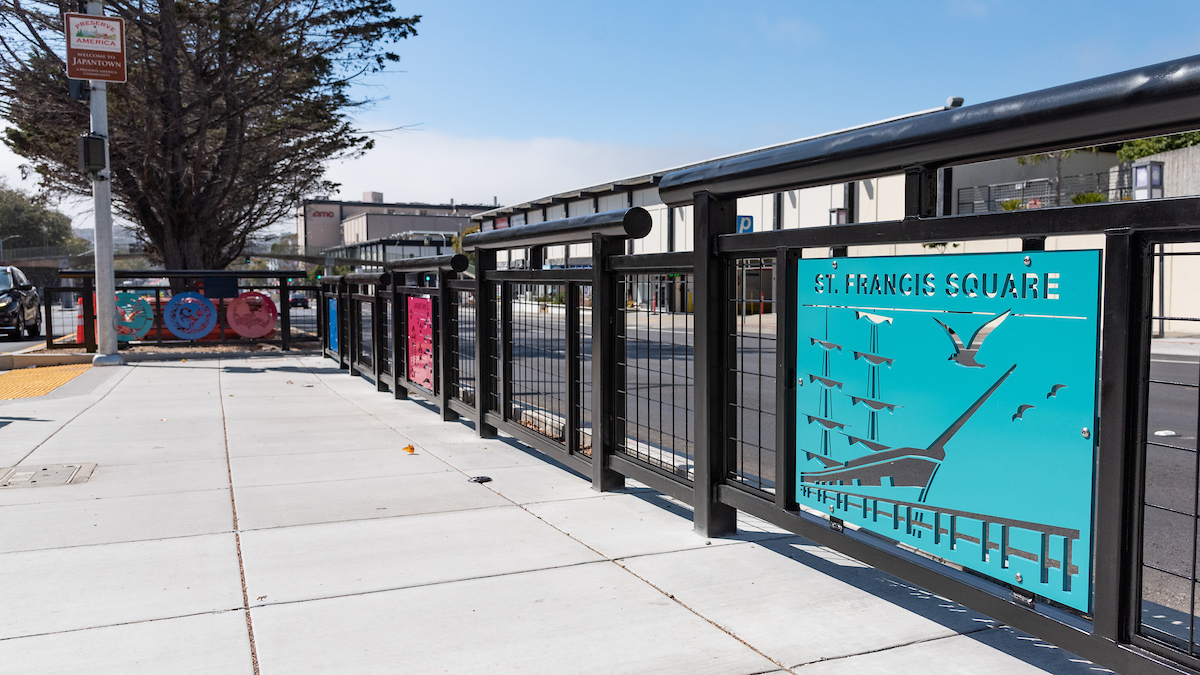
[82,1,121,365]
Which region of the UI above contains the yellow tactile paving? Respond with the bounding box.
[0,364,92,400]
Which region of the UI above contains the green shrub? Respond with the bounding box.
[1070,191,1107,204]
[999,199,1023,211]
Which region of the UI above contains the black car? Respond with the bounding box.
[289,292,310,309]
[0,265,41,340]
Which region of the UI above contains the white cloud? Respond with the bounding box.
[0,128,715,235]
[321,130,711,208]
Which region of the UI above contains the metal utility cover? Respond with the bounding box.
[0,464,96,488]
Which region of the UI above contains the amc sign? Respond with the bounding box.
[304,205,342,248]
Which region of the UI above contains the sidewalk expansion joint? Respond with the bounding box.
[788,625,994,671]
[0,608,247,643]
[0,529,238,556]
[236,503,514,534]
[218,358,261,675]
[0,485,232,510]
[245,559,610,610]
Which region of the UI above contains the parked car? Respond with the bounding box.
[289,292,310,309]
[0,265,41,340]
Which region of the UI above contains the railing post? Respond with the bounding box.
[373,282,387,392]
[1093,230,1152,642]
[590,233,626,491]
[693,191,737,537]
[82,275,97,353]
[280,275,291,351]
[348,283,359,374]
[774,246,798,511]
[904,166,939,219]
[391,272,404,399]
[318,282,327,352]
[438,268,459,422]
[343,281,350,369]
[339,281,350,370]
[475,249,498,437]
[42,289,52,351]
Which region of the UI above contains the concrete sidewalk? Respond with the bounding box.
[0,356,1110,674]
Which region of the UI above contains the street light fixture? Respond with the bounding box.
[0,234,19,262]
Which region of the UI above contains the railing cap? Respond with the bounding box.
[342,272,389,286]
[384,253,469,273]
[463,207,652,250]
[658,54,1200,206]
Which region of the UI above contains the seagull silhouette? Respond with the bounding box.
[1046,384,1067,399]
[1012,404,1035,421]
[933,310,1011,368]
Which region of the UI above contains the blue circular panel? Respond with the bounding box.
[163,292,217,340]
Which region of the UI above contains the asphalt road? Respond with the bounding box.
[1140,355,1200,637]
[1,336,44,353]
[457,306,776,484]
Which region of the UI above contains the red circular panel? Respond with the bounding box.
[226,291,278,338]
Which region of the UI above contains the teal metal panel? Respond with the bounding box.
[328,298,339,353]
[795,250,1100,612]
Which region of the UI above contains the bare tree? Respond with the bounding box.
[0,0,419,270]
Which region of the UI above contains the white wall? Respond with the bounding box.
[632,188,667,255]
[1141,144,1200,198]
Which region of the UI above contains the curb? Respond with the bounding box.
[0,350,320,371]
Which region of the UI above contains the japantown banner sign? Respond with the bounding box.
[63,12,126,83]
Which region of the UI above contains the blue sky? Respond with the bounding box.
[360,0,1199,150]
[325,0,1200,206]
[4,0,1200,220]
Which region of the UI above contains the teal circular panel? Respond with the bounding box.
[163,292,217,340]
[115,292,153,341]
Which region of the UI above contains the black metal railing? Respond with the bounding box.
[319,54,1200,675]
[48,269,314,351]
[322,255,469,419]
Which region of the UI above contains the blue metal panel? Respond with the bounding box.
[328,298,339,353]
[795,250,1100,612]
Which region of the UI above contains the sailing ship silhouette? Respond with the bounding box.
[802,363,1016,502]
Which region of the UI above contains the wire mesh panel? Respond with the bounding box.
[487,283,501,413]
[1139,245,1200,655]
[728,257,777,493]
[357,298,374,370]
[453,289,477,406]
[616,273,695,480]
[577,284,593,457]
[288,286,320,342]
[508,282,568,443]
[41,287,87,348]
[380,297,393,376]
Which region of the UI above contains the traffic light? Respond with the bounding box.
[244,255,252,264]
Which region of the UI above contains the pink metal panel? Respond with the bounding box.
[407,296,434,390]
